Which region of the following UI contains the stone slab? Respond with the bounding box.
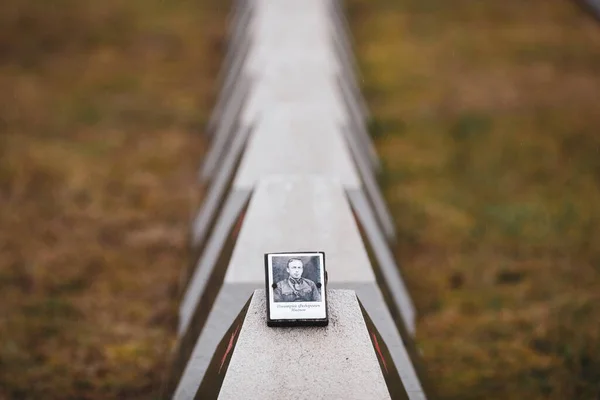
[176,178,423,398]
[192,124,252,248]
[240,74,346,126]
[335,283,426,399]
[217,289,393,400]
[348,189,416,335]
[224,176,375,284]
[173,284,257,400]
[201,75,251,180]
[176,282,426,400]
[233,108,361,191]
[179,190,251,335]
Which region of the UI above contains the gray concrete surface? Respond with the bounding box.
[179,189,251,336]
[224,176,375,284]
[173,0,426,397]
[233,108,361,191]
[176,177,424,398]
[217,289,393,400]
[192,124,252,248]
[199,0,379,177]
[201,74,251,180]
[174,284,257,400]
[348,189,416,335]
[333,283,426,400]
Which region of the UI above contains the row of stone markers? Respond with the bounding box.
[162,0,433,399]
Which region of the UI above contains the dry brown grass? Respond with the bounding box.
[348,0,600,398]
[0,0,227,398]
[2,0,600,399]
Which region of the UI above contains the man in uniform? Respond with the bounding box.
[273,258,321,302]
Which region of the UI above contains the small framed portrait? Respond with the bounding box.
[264,251,328,327]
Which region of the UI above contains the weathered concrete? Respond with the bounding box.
[348,189,416,335]
[181,175,372,335]
[202,65,377,183]
[235,73,379,180]
[206,4,253,136]
[241,73,346,126]
[199,1,380,179]
[206,33,252,138]
[174,284,257,400]
[176,177,424,399]
[179,188,251,336]
[217,290,395,400]
[201,74,251,180]
[338,76,383,179]
[233,108,361,191]
[333,283,426,399]
[191,124,252,249]
[174,0,426,397]
[224,176,374,283]
[251,0,331,16]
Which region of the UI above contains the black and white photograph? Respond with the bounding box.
[265,252,328,326]
[272,255,321,303]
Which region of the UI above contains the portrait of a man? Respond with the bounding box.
[273,258,321,302]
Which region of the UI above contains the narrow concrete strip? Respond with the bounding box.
[347,189,416,335]
[217,290,394,400]
[179,189,251,336]
[192,124,252,249]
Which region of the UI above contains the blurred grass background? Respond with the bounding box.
[348,0,600,399]
[0,0,228,398]
[0,0,599,399]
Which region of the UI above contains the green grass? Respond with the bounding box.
[348,0,600,398]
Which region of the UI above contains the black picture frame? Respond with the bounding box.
[264,251,329,327]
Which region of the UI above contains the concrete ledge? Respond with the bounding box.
[217,289,400,400]
[175,176,425,399]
